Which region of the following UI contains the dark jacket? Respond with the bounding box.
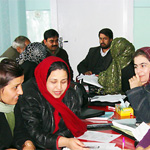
[18,78,81,150]
[77,46,112,75]
[0,46,19,61]
[0,104,33,149]
[21,60,37,83]
[121,61,135,93]
[46,48,74,80]
[126,84,150,123]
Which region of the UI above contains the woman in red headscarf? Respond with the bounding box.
[18,56,88,150]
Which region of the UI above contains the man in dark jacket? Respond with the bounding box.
[77,28,113,76]
[0,36,30,60]
[43,29,74,80]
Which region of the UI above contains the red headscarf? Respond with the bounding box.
[34,56,87,137]
[138,47,150,85]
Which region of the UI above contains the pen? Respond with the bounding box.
[122,137,125,149]
[84,146,100,149]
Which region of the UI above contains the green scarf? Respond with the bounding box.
[98,37,135,94]
[0,102,15,135]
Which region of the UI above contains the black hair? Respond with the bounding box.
[98,28,113,39]
[0,59,24,89]
[46,61,69,80]
[44,29,59,40]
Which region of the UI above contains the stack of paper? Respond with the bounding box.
[112,119,150,141]
[62,130,121,150]
[91,94,126,103]
[77,74,103,88]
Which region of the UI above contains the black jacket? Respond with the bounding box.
[0,104,33,149]
[77,46,112,75]
[18,78,81,150]
[126,84,150,123]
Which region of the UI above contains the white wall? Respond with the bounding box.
[50,0,134,79]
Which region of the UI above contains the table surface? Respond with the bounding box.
[82,105,136,149]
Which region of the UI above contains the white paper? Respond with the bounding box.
[132,122,150,141]
[77,130,121,143]
[91,94,126,103]
[112,119,136,132]
[63,142,121,150]
[77,74,103,88]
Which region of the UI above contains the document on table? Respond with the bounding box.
[132,122,150,141]
[77,130,121,143]
[91,94,126,103]
[112,119,150,141]
[77,74,103,88]
[63,142,121,150]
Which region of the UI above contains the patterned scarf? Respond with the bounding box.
[98,37,135,94]
[16,42,47,65]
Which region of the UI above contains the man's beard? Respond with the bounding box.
[100,42,111,49]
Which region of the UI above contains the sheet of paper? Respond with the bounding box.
[132,122,150,141]
[63,142,121,150]
[91,94,126,103]
[77,74,103,88]
[77,130,121,143]
[112,119,136,132]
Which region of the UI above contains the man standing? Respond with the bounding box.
[77,28,113,76]
[44,29,74,80]
[0,36,31,60]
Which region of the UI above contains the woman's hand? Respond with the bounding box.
[22,140,35,150]
[129,74,142,89]
[58,137,89,150]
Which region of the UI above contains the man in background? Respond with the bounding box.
[0,36,31,60]
[44,29,74,80]
[77,28,113,76]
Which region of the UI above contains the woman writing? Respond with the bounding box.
[18,56,88,150]
[0,59,35,149]
[126,47,150,150]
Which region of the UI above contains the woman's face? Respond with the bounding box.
[46,69,68,98]
[134,55,150,85]
[0,75,24,105]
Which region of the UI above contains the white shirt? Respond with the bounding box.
[100,48,110,57]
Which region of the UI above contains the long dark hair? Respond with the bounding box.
[0,59,24,89]
[46,61,69,80]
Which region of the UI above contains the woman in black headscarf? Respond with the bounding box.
[16,42,47,82]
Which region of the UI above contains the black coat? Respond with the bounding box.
[126,84,150,123]
[18,78,81,150]
[77,46,112,75]
[0,104,33,149]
